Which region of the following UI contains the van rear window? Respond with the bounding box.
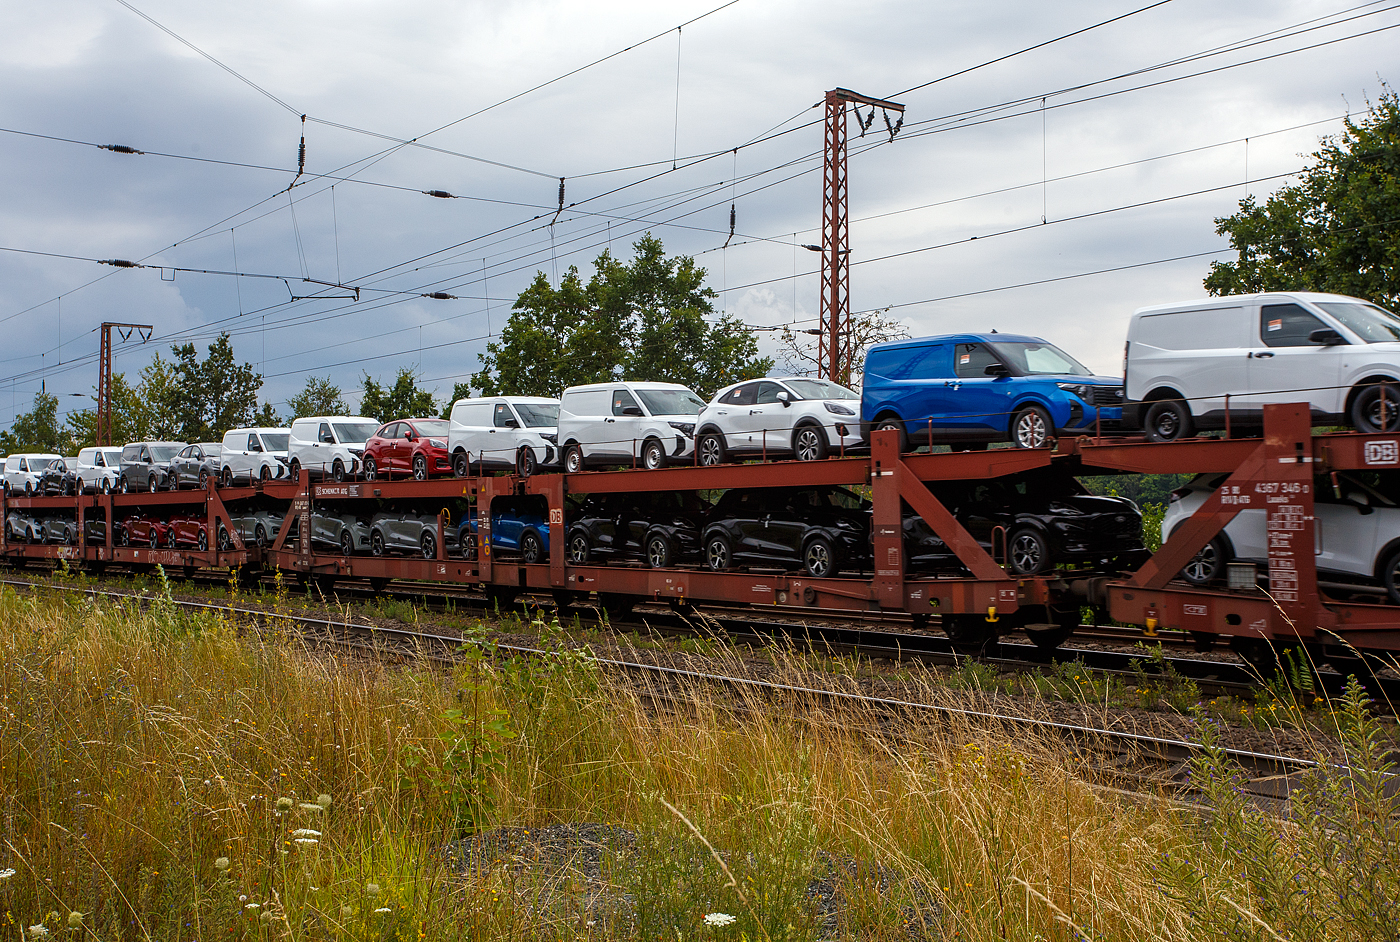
[1136,307,1247,350]
[866,344,949,380]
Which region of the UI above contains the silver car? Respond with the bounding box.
[38,516,77,544]
[369,509,455,559]
[285,512,370,556]
[5,510,44,543]
[219,510,287,550]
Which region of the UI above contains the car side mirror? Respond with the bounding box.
[622,406,643,417]
[983,363,1010,377]
[777,391,791,408]
[503,418,520,428]
[1309,327,1346,345]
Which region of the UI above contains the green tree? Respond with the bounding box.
[360,368,438,423]
[65,373,151,448]
[471,234,771,399]
[440,382,474,419]
[1205,88,1400,307]
[0,392,70,454]
[139,352,183,440]
[285,376,348,419]
[251,402,281,427]
[167,334,262,440]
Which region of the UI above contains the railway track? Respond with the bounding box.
[1,574,1334,812]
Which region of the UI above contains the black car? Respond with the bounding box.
[37,458,78,496]
[169,442,222,490]
[566,491,710,568]
[702,486,871,578]
[905,468,1145,576]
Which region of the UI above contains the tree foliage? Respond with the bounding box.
[360,368,438,423]
[286,377,349,420]
[168,334,263,440]
[441,382,474,420]
[779,308,911,388]
[1205,88,1400,307]
[0,392,67,454]
[471,234,771,399]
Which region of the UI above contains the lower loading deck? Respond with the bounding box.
[4,403,1400,656]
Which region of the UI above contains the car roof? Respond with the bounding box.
[563,381,692,393]
[869,332,1043,351]
[1132,291,1376,317]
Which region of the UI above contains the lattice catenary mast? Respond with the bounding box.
[96,322,152,447]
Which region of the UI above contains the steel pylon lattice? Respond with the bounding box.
[96,322,152,447]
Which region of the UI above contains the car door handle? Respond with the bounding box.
[605,418,615,423]
[749,409,761,414]
[1249,351,1274,359]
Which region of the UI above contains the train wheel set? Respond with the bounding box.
[4,404,1399,676]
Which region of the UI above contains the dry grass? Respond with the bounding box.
[0,578,1395,940]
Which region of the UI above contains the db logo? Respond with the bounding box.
[1364,440,1399,465]
[548,508,564,525]
[1183,603,1208,616]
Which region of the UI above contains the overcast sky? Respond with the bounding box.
[1,0,1396,428]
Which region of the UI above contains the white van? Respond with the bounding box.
[287,416,378,482]
[447,396,560,477]
[557,381,705,471]
[1124,291,1400,441]
[76,446,125,493]
[3,453,64,494]
[220,427,291,485]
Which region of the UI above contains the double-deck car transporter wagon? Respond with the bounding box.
[4,403,1398,675]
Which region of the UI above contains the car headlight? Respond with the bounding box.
[669,422,696,436]
[823,402,856,416]
[348,448,364,457]
[539,433,558,445]
[1056,383,1093,399]
[428,438,447,448]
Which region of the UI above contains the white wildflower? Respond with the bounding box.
[374,907,392,914]
[259,911,274,924]
[244,903,261,911]
[364,882,381,897]
[316,793,332,809]
[0,868,16,880]
[27,926,49,939]
[297,802,323,812]
[704,912,736,928]
[66,912,84,930]
[214,857,230,871]
[293,838,319,845]
[340,905,355,918]
[291,829,321,838]
[275,797,294,812]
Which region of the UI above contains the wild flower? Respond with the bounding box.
[214,857,230,871]
[293,838,319,845]
[316,793,332,809]
[66,913,83,930]
[365,883,381,897]
[244,903,261,911]
[291,829,321,838]
[297,802,323,811]
[26,926,48,939]
[704,913,737,927]
[0,868,15,880]
[275,797,294,812]
[374,907,392,914]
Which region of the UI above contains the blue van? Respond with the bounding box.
[860,332,1124,449]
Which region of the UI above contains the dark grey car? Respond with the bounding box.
[369,509,455,559]
[120,441,185,493]
[170,442,222,490]
[219,510,287,549]
[285,512,370,556]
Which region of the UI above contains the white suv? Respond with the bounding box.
[220,427,291,485]
[76,447,124,493]
[696,377,863,464]
[1125,291,1400,440]
[3,453,63,494]
[1163,470,1400,602]
[557,382,705,471]
[287,416,378,482]
[448,396,560,476]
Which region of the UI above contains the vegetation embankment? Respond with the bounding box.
[1,580,1396,940]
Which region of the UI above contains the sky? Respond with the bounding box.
[1,0,1396,429]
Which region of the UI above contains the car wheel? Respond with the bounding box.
[803,536,837,577]
[221,467,233,488]
[516,447,537,478]
[872,415,909,452]
[332,460,346,483]
[567,531,590,564]
[521,530,543,563]
[147,474,159,493]
[167,528,178,548]
[24,481,32,495]
[218,525,231,551]
[420,530,436,560]
[646,532,673,568]
[101,478,112,495]
[251,524,267,549]
[1144,399,1195,442]
[148,530,159,548]
[25,527,36,544]
[119,476,129,494]
[794,425,827,462]
[340,529,354,557]
[1011,406,1054,449]
[1351,382,1400,433]
[1007,528,1049,575]
[1381,547,1400,605]
[370,530,385,556]
[198,530,208,552]
[1177,533,1229,585]
[452,451,470,478]
[289,460,301,483]
[117,526,128,546]
[199,469,210,490]
[411,454,427,481]
[364,457,378,481]
[564,445,584,474]
[697,432,726,466]
[463,534,479,561]
[705,533,732,571]
[261,465,272,483]
[641,439,666,470]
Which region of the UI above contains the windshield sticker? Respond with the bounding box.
[959,354,970,364]
[1267,319,1282,331]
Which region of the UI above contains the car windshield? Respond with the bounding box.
[412,420,450,437]
[260,434,289,451]
[635,388,705,416]
[782,379,859,400]
[332,422,380,443]
[514,403,559,427]
[102,450,122,465]
[988,341,1093,376]
[149,445,180,461]
[1316,301,1400,342]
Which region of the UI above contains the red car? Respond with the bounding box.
[362,418,452,481]
[166,512,210,551]
[120,512,170,548]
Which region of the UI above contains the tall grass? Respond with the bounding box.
[0,581,1395,940]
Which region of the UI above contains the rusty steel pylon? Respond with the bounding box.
[96,322,152,446]
[819,88,903,385]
